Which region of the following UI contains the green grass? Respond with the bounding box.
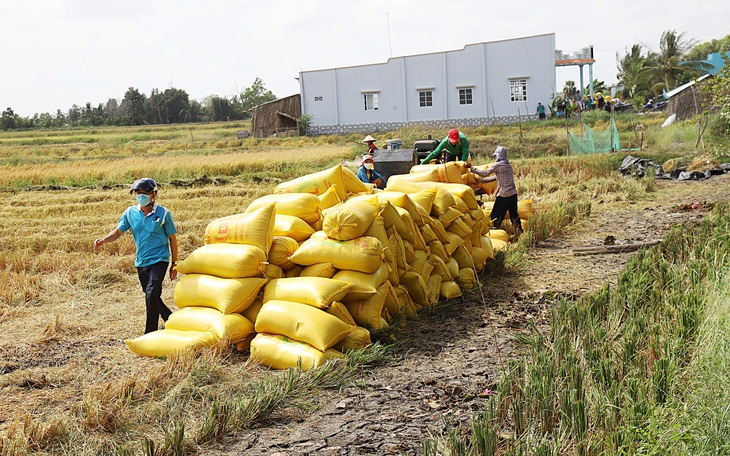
[424,202,730,455]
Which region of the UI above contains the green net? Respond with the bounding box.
[568,116,621,154]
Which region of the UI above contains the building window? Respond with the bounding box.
[459,88,473,105]
[364,93,379,111]
[314,96,323,102]
[419,90,433,107]
[510,79,528,102]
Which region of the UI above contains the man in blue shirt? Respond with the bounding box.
[357,154,387,189]
[94,178,179,334]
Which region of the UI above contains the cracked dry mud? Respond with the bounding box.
[206,173,730,456]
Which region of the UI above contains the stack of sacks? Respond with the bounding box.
[383,179,489,292]
[273,164,375,207]
[154,163,511,368]
[289,197,398,331]
[250,277,358,371]
[402,162,498,196]
[125,203,275,358]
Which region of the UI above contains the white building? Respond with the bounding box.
[299,33,556,135]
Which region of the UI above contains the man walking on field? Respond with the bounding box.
[94,178,178,334]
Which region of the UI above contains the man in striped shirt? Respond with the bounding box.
[469,146,523,234]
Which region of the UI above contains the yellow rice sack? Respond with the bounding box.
[488,229,509,243]
[242,298,264,324]
[174,274,267,314]
[452,244,474,270]
[388,169,439,184]
[470,218,485,246]
[450,195,470,214]
[400,271,429,308]
[387,228,408,272]
[290,235,384,274]
[273,214,315,242]
[412,249,428,275]
[322,198,380,241]
[428,240,449,262]
[491,238,508,252]
[177,243,266,279]
[300,262,338,278]
[403,239,417,263]
[471,246,487,272]
[392,285,414,319]
[447,257,460,279]
[334,326,372,353]
[426,274,442,306]
[429,219,450,243]
[378,201,411,241]
[344,291,388,330]
[332,262,389,301]
[446,217,472,239]
[374,191,429,225]
[420,224,438,244]
[204,202,276,253]
[443,231,465,254]
[439,207,462,227]
[518,199,534,220]
[318,185,342,209]
[326,301,357,326]
[364,216,395,264]
[440,280,463,299]
[429,254,453,280]
[165,307,254,342]
[285,265,304,277]
[268,236,299,270]
[255,300,354,351]
[456,268,479,289]
[250,333,343,371]
[410,162,466,183]
[246,193,322,226]
[409,187,437,216]
[379,281,402,317]
[340,165,371,195]
[433,183,479,210]
[125,329,220,358]
[480,235,495,260]
[263,264,285,279]
[274,164,348,202]
[263,277,352,309]
[479,179,498,196]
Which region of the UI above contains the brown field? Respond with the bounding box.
[1,115,723,454]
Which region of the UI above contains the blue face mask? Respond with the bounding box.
[136,194,152,206]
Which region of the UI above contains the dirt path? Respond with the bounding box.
[206,173,730,456]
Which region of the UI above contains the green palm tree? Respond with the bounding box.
[616,44,653,100]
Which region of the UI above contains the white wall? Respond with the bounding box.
[299,33,556,128]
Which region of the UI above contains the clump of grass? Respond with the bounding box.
[424,202,730,454]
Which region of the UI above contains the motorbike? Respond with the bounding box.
[642,99,668,113]
[603,100,634,113]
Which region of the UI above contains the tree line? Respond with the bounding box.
[1,77,277,131]
[615,30,730,103]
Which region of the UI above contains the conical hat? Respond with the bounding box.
[361,135,376,143]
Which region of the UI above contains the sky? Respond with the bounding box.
[2,0,730,117]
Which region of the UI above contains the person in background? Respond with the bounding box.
[469,146,523,235]
[357,154,387,189]
[536,102,546,120]
[94,178,178,334]
[420,128,470,164]
[362,135,378,154]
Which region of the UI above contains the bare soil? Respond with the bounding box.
[205,173,730,456]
